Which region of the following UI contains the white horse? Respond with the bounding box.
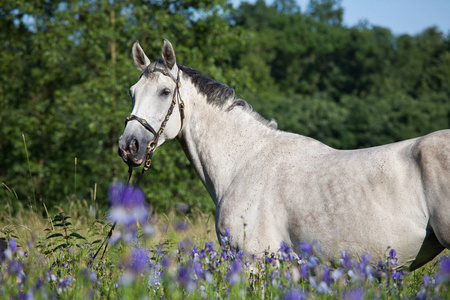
[118,39,450,271]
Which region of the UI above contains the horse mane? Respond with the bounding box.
[144,59,277,129]
[178,64,234,105]
[178,63,278,129]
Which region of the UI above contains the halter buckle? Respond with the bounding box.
[147,140,156,152]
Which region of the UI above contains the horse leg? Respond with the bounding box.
[408,223,445,271]
[215,207,286,263]
[414,131,450,250]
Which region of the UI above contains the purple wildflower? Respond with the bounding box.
[331,269,343,281]
[299,241,312,256]
[177,265,192,287]
[175,221,189,231]
[266,256,276,264]
[34,278,44,291]
[284,288,306,300]
[416,274,435,300]
[193,260,204,278]
[3,238,17,260]
[190,245,199,258]
[143,223,155,237]
[436,256,450,283]
[300,264,309,278]
[279,241,291,253]
[205,241,214,252]
[161,257,171,268]
[18,290,33,300]
[57,276,73,289]
[376,260,383,269]
[286,270,291,280]
[279,241,296,262]
[198,249,206,259]
[231,260,242,273]
[388,248,398,266]
[393,271,402,283]
[416,289,427,300]
[227,260,243,285]
[221,250,229,261]
[47,270,57,282]
[322,265,331,285]
[358,253,373,281]
[307,256,319,268]
[317,281,331,294]
[343,288,364,300]
[108,184,149,226]
[8,238,17,252]
[221,228,231,244]
[109,183,144,207]
[389,248,397,259]
[339,251,352,269]
[176,202,190,214]
[8,259,21,274]
[129,247,150,274]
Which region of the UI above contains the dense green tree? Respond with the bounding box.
[0,0,249,213]
[307,0,343,26]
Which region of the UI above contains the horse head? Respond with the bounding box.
[118,39,184,167]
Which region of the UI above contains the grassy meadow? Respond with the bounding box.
[1,182,450,299]
[2,1,450,299]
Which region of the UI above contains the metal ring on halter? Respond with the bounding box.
[147,140,156,152]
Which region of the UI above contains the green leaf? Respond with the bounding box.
[53,215,64,222]
[46,233,64,239]
[69,232,86,240]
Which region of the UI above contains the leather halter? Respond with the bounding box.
[92,64,186,262]
[125,64,185,183]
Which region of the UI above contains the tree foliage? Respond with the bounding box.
[1,0,449,213]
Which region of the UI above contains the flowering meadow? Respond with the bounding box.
[1,184,450,299]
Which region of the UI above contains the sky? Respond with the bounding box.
[231,0,450,36]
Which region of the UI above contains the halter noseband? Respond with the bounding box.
[125,64,185,183]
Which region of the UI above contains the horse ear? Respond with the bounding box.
[162,39,176,69]
[132,41,151,71]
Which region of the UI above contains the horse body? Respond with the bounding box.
[119,40,450,270]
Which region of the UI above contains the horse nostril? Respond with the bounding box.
[129,139,139,155]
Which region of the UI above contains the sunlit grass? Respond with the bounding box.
[1,186,450,299]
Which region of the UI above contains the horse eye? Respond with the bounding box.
[161,88,171,96]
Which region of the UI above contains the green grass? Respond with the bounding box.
[1,192,449,299]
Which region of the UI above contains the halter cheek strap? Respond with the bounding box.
[125,65,185,184]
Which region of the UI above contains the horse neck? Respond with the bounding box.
[177,84,273,205]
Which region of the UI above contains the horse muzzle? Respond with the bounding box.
[118,135,146,167]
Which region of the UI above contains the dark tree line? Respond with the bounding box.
[1,0,449,213]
